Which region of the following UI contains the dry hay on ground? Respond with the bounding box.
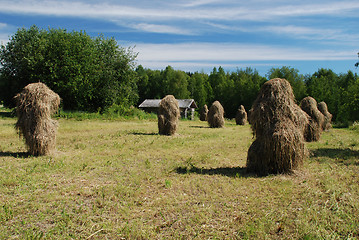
[317,101,332,131]
[207,101,225,128]
[158,95,180,136]
[14,82,60,156]
[247,78,308,176]
[199,104,208,121]
[235,105,247,125]
[300,96,325,142]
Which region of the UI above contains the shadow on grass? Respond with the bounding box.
[129,132,158,136]
[310,148,359,165]
[0,111,15,118]
[0,151,31,158]
[189,125,209,129]
[175,165,254,178]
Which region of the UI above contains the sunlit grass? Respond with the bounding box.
[1,111,358,239]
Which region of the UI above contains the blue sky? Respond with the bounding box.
[0,0,358,75]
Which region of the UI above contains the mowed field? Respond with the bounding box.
[1,111,359,239]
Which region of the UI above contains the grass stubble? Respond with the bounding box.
[0,109,358,239]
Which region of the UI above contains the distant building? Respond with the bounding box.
[139,99,198,120]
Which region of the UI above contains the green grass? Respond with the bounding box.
[1,110,358,239]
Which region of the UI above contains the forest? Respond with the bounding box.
[1,26,358,123]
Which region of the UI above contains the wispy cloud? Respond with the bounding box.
[0,0,358,74]
[130,23,195,35]
[269,1,359,17]
[0,0,356,40]
[179,0,223,7]
[256,25,359,45]
[133,42,355,63]
[2,1,359,21]
[130,42,357,74]
[0,23,12,45]
[129,42,357,74]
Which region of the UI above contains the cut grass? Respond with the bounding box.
[0,110,358,239]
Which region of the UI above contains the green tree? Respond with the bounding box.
[0,25,138,112]
[337,71,359,122]
[305,68,341,121]
[136,65,150,104]
[230,67,266,113]
[161,66,190,99]
[0,26,46,107]
[188,72,210,108]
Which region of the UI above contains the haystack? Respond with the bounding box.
[235,105,247,125]
[199,104,208,121]
[207,101,225,128]
[317,101,332,131]
[300,96,325,142]
[14,82,60,156]
[247,78,308,175]
[158,95,180,136]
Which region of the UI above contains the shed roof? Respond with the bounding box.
[139,99,197,109]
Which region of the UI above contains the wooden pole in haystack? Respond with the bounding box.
[158,95,180,136]
[247,78,309,176]
[235,105,247,125]
[207,101,225,128]
[317,101,332,131]
[200,104,208,121]
[300,96,325,142]
[14,82,60,156]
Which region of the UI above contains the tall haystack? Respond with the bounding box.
[247,78,309,176]
[300,96,325,142]
[14,82,60,156]
[199,104,208,121]
[235,105,247,125]
[207,101,225,128]
[318,101,332,131]
[158,95,180,136]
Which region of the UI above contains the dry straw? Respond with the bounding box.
[158,95,180,136]
[300,96,325,142]
[235,105,247,125]
[199,104,208,121]
[207,101,225,128]
[247,78,308,175]
[14,82,60,156]
[317,101,332,131]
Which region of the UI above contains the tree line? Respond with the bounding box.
[136,65,359,123]
[1,26,358,123]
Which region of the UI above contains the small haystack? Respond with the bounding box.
[247,78,308,175]
[235,105,247,125]
[199,104,208,121]
[158,95,180,136]
[300,96,325,142]
[207,101,225,128]
[14,82,60,156]
[318,101,332,131]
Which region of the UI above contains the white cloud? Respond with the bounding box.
[133,42,355,62]
[179,0,223,7]
[131,44,357,76]
[0,23,11,46]
[129,42,357,71]
[0,0,358,38]
[270,2,359,17]
[131,23,195,35]
[2,0,359,22]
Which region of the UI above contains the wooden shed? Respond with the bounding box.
[139,99,198,120]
